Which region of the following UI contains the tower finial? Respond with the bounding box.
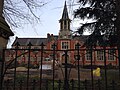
[61,0,69,19]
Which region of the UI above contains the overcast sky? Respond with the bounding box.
[7,0,89,48]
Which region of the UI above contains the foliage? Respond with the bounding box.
[74,0,120,46]
[3,0,49,27]
[16,74,27,80]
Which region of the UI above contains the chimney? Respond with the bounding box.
[47,33,50,38]
[51,34,53,36]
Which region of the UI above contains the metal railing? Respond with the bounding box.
[0,42,120,90]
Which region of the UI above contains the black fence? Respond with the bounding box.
[0,42,120,90]
[2,79,120,90]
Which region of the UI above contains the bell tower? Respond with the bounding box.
[59,1,72,39]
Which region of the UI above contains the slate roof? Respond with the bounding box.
[47,35,58,42]
[61,1,69,20]
[12,37,48,46]
[73,35,88,42]
[12,35,89,47]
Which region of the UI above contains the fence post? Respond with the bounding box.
[0,49,5,90]
[32,79,36,90]
[76,43,80,90]
[71,79,74,90]
[52,43,56,90]
[27,42,32,90]
[103,45,108,90]
[6,79,10,90]
[13,42,19,90]
[97,79,101,90]
[84,80,88,90]
[117,46,120,80]
[40,42,44,90]
[64,50,69,90]
[58,80,61,90]
[46,79,48,90]
[111,80,115,90]
[19,80,23,90]
[90,46,94,90]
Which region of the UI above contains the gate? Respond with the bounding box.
[0,42,120,90]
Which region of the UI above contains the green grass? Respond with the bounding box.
[101,69,119,82]
[5,68,120,90]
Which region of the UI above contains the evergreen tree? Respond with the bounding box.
[74,0,120,46]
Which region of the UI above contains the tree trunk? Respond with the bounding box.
[0,0,4,16]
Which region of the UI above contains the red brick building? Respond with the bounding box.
[7,1,118,67]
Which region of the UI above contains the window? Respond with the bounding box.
[51,44,56,49]
[75,43,80,49]
[86,50,92,61]
[61,42,69,50]
[34,46,39,49]
[96,50,104,60]
[108,49,116,61]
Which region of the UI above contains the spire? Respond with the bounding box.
[58,1,72,39]
[62,1,69,19]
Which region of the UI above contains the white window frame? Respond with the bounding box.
[108,49,116,61]
[96,50,104,61]
[61,41,69,50]
[85,50,92,61]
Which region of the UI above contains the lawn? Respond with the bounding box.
[4,67,120,90]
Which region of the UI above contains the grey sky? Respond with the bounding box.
[7,0,89,47]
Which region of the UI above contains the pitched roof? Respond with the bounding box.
[12,35,89,47]
[73,35,88,41]
[12,37,47,46]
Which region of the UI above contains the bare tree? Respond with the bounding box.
[1,0,48,28]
